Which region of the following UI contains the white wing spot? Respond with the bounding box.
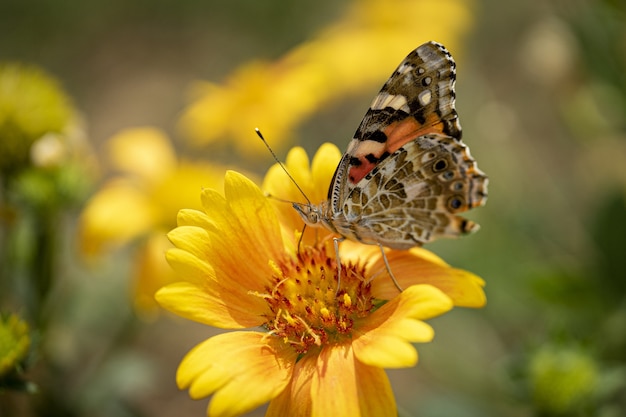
[397,63,413,75]
[371,92,409,112]
[418,90,432,106]
[358,140,385,155]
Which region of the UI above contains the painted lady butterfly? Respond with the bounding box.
[293,41,488,265]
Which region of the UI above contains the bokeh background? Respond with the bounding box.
[1,0,625,416]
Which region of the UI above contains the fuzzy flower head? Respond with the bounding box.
[157,145,486,417]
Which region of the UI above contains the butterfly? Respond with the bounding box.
[291,41,488,288]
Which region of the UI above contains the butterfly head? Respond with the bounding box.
[292,202,329,228]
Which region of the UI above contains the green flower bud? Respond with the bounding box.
[0,63,74,173]
[0,313,31,377]
[529,345,598,415]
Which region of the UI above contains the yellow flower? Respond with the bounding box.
[79,127,243,317]
[179,0,472,157]
[156,145,486,416]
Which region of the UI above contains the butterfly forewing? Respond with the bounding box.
[329,41,463,211]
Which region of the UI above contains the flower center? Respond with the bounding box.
[261,245,373,354]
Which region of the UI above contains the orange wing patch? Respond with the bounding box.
[347,114,445,184]
[348,159,376,184]
[384,113,444,154]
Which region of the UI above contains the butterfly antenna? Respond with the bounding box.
[255,128,312,205]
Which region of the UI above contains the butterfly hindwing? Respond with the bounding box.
[341,133,488,249]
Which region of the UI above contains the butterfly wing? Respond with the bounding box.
[342,133,488,249]
[328,41,462,212]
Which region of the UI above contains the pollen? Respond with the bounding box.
[263,245,373,354]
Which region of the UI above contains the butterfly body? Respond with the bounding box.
[293,41,487,250]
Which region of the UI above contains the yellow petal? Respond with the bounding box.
[262,164,306,245]
[132,233,176,320]
[194,172,284,293]
[283,146,311,180]
[199,187,231,225]
[338,240,381,266]
[176,332,297,417]
[223,171,284,261]
[155,281,267,329]
[313,344,397,417]
[202,229,276,295]
[266,351,315,417]
[176,208,215,230]
[107,127,176,183]
[165,247,213,287]
[370,248,487,307]
[312,345,361,417]
[163,211,277,326]
[353,359,397,417]
[352,285,453,368]
[79,179,156,253]
[310,143,341,204]
[262,145,340,247]
[178,82,233,147]
[269,344,397,417]
[149,160,235,228]
[167,226,211,261]
[262,150,304,191]
[404,246,451,267]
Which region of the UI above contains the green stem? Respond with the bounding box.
[0,175,14,311]
[32,207,57,327]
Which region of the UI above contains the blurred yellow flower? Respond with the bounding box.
[79,127,240,317]
[156,145,485,416]
[179,0,472,157]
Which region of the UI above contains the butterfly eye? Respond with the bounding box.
[448,196,465,210]
[432,159,448,172]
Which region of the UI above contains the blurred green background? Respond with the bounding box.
[1,0,625,416]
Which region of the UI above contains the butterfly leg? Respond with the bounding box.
[333,236,345,295]
[297,224,307,253]
[378,243,403,292]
